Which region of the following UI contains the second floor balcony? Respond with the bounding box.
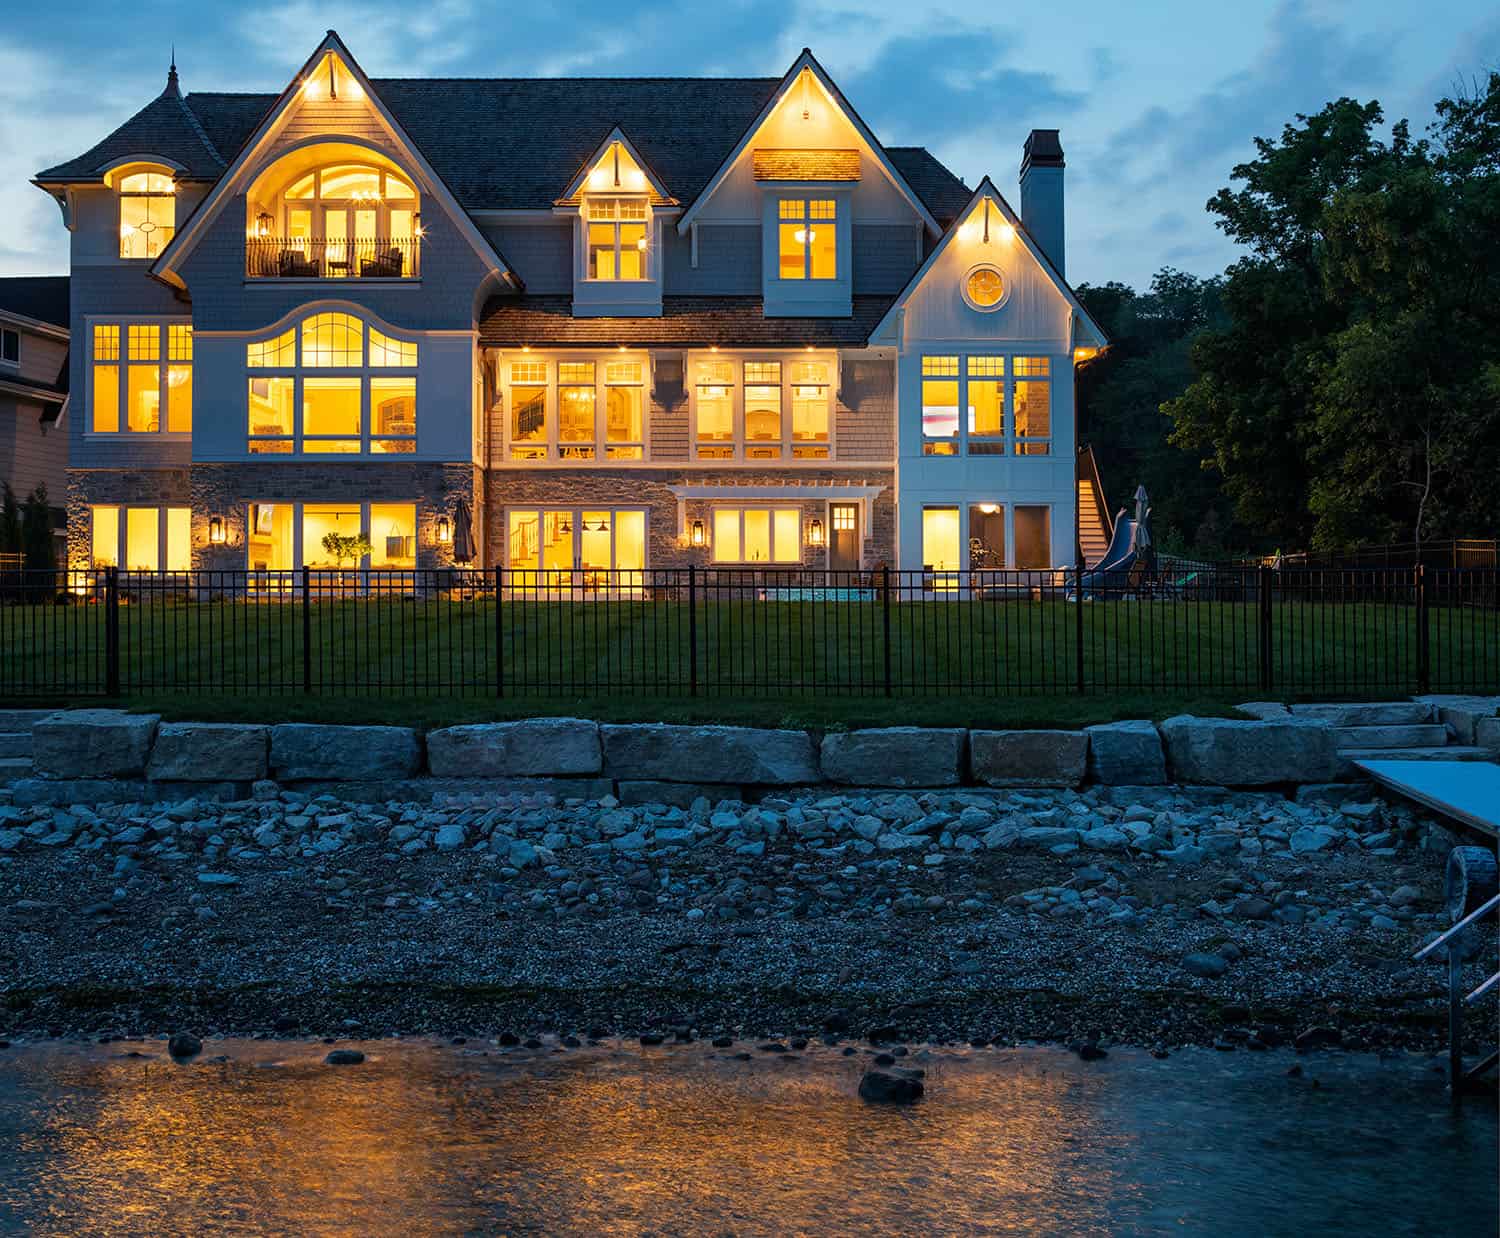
[247,235,420,281]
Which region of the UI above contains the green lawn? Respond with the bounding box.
[1,593,1494,728]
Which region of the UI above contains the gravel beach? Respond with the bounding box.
[1,781,1494,1052]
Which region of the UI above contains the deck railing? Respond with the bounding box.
[0,564,1496,700]
[245,236,420,280]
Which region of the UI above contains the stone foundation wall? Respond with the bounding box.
[66,468,192,568]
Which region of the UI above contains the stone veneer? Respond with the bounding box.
[66,467,191,569]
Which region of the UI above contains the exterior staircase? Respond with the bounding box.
[1076,444,1113,568]
[1284,702,1497,776]
[0,710,49,783]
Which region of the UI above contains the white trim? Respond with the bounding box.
[243,498,421,570]
[684,348,838,463]
[677,51,940,239]
[86,502,192,571]
[666,481,886,539]
[498,351,652,463]
[559,128,675,204]
[83,316,195,439]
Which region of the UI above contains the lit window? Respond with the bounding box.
[964,266,1006,309]
[694,359,735,459]
[1014,357,1050,455]
[967,355,1004,455]
[248,377,295,453]
[90,505,190,572]
[587,198,648,280]
[710,507,801,564]
[370,503,417,568]
[300,313,363,367]
[90,506,120,567]
[921,355,959,455]
[509,360,548,461]
[302,503,364,567]
[90,322,191,435]
[302,377,362,453]
[604,360,644,459]
[790,360,830,458]
[968,504,1005,569]
[743,361,781,460]
[250,158,418,279]
[922,507,961,588]
[558,361,596,459]
[369,328,417,367]
[371,377,417,453]
[247,329,294,368]
[118,171,174,259]
[777,198,837,280]
[505,507,647,588]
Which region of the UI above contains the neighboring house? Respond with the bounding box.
[33,34,1106,579]
[0,276,70,559]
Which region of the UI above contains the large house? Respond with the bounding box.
[0,276,70,558]
[34,33,1107,581]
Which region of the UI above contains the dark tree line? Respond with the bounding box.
[0,485,55,569]
[1076,71,1500,556]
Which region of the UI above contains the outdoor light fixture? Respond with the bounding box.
[690,519,706,547]
[978,503,999,514]
[435,514,453,544]
[208,515,226,544]
[807,518,825,547]
[255,211,272,237]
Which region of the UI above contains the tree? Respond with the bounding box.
[321,531,371,567]
[0,485,19,557]
[19,484,54,568]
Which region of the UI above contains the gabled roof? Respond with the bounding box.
[676,50,941,239]
[34,55,976,226]
[144,33,514,289]
[0,276,69,331]
[752,149,860,181]
[479,294,895,349]
[556,128,676,206]
[869,176,1108,349]
[35,64,224,184]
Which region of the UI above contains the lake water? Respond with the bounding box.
[0,1039,1493,1236]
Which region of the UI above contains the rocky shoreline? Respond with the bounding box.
[2,780,1495,1052]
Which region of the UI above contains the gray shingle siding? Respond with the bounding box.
[853,225,923,295]
[661,225,760,294]
[482,223,572,294]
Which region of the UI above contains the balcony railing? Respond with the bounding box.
[246,236,420,280]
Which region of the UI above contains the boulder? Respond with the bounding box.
[1415,695,1499,745]
[820,728,965,787]
[147,722,269,782]
[1181,952,1229,978]
[427,718,600,778]
[1159,716,1339,785]
[601,724,818,785]
[1477,717,1500,756]
[969,730,1087,788]
[858,1069,924,1104]
[1084,720,1166,785]
[269,724,420,781]
[32,710,159,779]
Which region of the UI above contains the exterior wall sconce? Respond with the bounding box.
[414,212,424,239]
[255,212,272,238]
[690,519,706,547]
[807,518,825,547]
[208,515,226,544]
[435,514,452,544]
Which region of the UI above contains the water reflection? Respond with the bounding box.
[0,1041,1492,1236]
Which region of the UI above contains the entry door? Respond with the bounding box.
[829,503,860,571]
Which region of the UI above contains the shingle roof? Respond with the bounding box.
[479,295,896,348]
[752,149,860,181]
[37,76,974,223]
[35,69,225,183]
[0,276,69,330]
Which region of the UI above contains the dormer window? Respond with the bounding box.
[118,171,175,259]
[777,198,837,280]
[586,199,648,280]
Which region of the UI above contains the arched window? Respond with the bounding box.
[246,311,418,455]
[118,171,175,259]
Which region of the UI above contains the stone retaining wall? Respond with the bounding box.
[14,702,1488,805]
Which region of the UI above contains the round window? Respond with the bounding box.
[964,265,1007,310]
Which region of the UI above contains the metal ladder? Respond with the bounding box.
[1412,846,1499,1096]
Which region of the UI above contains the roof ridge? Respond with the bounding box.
[176,94,226,167]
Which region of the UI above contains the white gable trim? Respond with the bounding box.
[559,127,675,203]
[867,176,1108,349]
[677,50,939,239]
[149,32,514,290]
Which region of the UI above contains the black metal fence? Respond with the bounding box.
[1,565,1496,700]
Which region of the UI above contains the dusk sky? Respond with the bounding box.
[3,0,1496,289]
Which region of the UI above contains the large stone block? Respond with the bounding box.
[1416,695,1500,744]
[427,718,601,778]
[1475,717,1500,755]
[820,728,965,787]
[147,722,269,782]
[1159,716,1339,786]
[970,730,1088,788]
[1080,721,1165,785]
[33,710,159,779]
[601,724,818,785]
[269,724,421,781]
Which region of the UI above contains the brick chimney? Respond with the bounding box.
[1020,129,1065,277]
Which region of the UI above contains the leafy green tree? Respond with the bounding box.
[321,532,371,567]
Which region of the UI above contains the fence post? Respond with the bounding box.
[494,565,505,698]
[1258,565,1274,693]
[882,565,893,698]
[1074,564,1085,694]
[688,563,698,697]
[301,565,312,695]
[104,565,120,697]
[1416,563,1430,694]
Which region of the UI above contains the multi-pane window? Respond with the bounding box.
[89,505,190,571]
[245,311,418,455]
[922,506,961,588]
[506,507,647,589]
[743,361,782,459]
[586,198,648,280]
[694,359,735,459]
[919,353,1051,456]
[789,359,831,459]
[505,355,649,460]
[604,361,645,459]
[245,500,417,571]
[90,322,192,434]
[118,171,174,260]
[777,198,837,280]
[558,361,596,459]
[711,507,802,564]
[508,360,548,460]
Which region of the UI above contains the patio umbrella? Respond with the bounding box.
[1131,485,1152,551]
[451,499,476,564]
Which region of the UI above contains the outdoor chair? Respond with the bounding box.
[277,249,319,278]
[360,248,404,278]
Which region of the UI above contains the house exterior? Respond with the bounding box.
[33,34,1106,581]
[0,276,70,557]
